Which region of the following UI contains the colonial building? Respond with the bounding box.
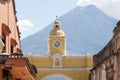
[89,21,120,80]
[0,0,36,80]
[29,21,93,80]
[0,0,21,53]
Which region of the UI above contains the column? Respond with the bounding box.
[100,64,106,80]
[102,64,106,80]
[99,66,102,80]
[95,68,99,80]
[91,71,95,80]
[113,56,118,80]
[6,35,9,53]
[8,35,11,53]
[52,58,55,67]
[95,70,97,80]
[59,58,62,67]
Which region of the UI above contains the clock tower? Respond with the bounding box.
[48,21,66,56]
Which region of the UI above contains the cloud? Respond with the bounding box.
[17,19,34,32]
[77,0,120,19]
[17,19,35,39]
[77,0,119,7]
[77,0,95,7]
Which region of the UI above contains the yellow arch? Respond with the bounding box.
[41,73,73,80]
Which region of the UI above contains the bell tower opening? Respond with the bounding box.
[56,25,59,30]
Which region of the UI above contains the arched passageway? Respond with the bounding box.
[41,75,72,80]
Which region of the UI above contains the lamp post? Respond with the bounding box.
[0,53,11,80]
[0,53,9,64]
[0,38,9,64]
[0,39,13,80]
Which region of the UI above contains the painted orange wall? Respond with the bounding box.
[0,0,21,53]
[0,68,2,80]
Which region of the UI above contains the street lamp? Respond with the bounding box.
[0,53,14,80]
[0,39,12,80]
[0,39,9,64]
[0,53,9,64]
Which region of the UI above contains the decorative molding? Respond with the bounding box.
[37,68,92,71]
[51,53,63,68]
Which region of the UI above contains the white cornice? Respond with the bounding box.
[37,68,92,71]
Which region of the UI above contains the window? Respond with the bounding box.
[55,58,60,66]
[56,25,58,28]
[11,45,13,53]
[2,32,6,52]
[52,54,63,68]
[56,25,59,30]
[2,32,6,44]
[3,69,12,80]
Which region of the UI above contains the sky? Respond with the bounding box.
[15,0,120,39]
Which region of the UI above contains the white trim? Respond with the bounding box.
[26,54,93,57]
[51,53,63,68]
[37,68,92,71]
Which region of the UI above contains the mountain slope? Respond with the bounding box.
[21,5,118,55]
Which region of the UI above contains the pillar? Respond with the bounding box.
[102,64,106,80]
[6,35,9,53]
[52,58,55,67]
[59,57,62,67]
[100,64,105,80]
[91,71,95,80]
[113,56,118,80]
[95,68,99,80]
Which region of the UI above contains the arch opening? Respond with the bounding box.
[41,75,72,80]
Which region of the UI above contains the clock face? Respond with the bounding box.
[54,41,60,47]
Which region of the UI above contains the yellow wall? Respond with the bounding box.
[29,56,53,68]
[28,55,93,80]
[35,70,90,80]
[48,37,66,55]
[29,55,93,68]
